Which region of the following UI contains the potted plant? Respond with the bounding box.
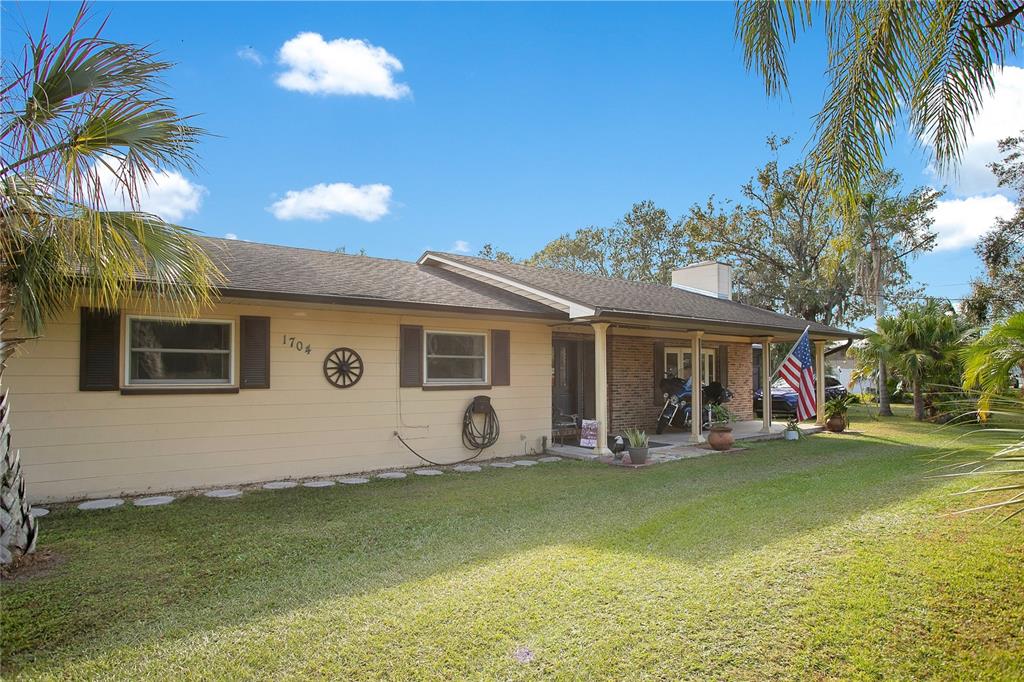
[622,428,650,464]
[822,394,854,433]
[784,418,801,440]
[706,404,735,451]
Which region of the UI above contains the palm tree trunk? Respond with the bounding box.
[912,379,925,421]
[0,292,38,564]
[873,241,893,417]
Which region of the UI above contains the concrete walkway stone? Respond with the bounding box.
[205,489,242,499]
[263,481,297,490]
[513,459,538,466]
[29,507,49,518]
[538,456,562,463]
[134,495,175,507]
[414,468,443,476]
[490,462,516,468]
[377,471,407,479]
[453,464,482,472]
[78,498,124,510]
[303,480,335,488]
[338,477,369,484]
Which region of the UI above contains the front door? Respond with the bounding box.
[552,338,596,419]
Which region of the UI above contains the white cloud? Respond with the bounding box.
[275,32,410,98]
[224,233,238,240]
[451,240,471,253]
[268,182,392,222]
[931,194,1017,251]
[237,47,264,67]
[927,65,1024,196]
[94,160,206,223]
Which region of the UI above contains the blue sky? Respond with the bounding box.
[4,2,1022,307]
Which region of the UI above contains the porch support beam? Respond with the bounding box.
[591,322,613,456]
[814,340,826,425]
[690,332,705,444]
[760,337,773,433]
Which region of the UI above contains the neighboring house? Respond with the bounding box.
[829,340,876,394]
[8,240,855,501]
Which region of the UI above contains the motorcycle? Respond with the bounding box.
[656,377,732,435]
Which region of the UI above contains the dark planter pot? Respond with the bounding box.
[826,414,847,433]
[707,426,734,451]
[628,447,649,464]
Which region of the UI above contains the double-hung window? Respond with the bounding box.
[126,317,233,385]
[424,331,487,384]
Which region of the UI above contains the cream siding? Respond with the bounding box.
[6,300,553,502]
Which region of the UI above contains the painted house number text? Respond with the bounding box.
[283,335,312,354]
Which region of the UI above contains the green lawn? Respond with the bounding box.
[3,406,1022,680]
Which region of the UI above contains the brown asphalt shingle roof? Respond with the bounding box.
[200,238,559,317]
[425,252,855,337]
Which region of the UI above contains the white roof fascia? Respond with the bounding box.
[418,253,597,319]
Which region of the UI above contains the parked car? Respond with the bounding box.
[754,377,847,417]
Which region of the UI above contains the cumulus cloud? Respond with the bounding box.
[926,66,1024,196]
[237,46,264,67]
[224,233,239,240]
[275,32,410,98]
[268,182,392,221]
[451,240,471,253]
[94,160,206,223]
[930,194,1018,251]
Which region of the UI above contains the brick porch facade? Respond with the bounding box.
[608,335,754,433]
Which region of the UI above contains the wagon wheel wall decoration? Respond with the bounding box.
[323,347,363,388]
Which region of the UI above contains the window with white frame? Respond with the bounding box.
[664,346,717,384]
[424,331,487,384]
[126,317,233,385]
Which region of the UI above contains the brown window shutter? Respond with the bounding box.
[239,316,271,389]
[717,346,729,387]
[491,329,510,386]
[80,308,120,391]
[652,341,665,405]
[399,325,423,387]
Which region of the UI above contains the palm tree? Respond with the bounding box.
[963,312,1024,413]
[853,300,966,420]
[735,2,1024,195]
[0,5,220,564]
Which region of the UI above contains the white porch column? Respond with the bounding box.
[761,337,773,433]
[592,322,613,456]
[690,332,705,443]
[814,339,826,425]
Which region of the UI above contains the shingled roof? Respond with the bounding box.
[200,238,559,317]
[419,251,855,337]
[198,237,855,337]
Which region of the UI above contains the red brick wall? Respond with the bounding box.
[607,336,754,432]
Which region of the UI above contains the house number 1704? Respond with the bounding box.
[283,335,312,355]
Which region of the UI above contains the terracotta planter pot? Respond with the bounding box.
[628,447,649,464]
[707,426,734,451]
[825,414,847,433]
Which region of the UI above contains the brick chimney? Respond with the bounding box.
[671,261,733,300]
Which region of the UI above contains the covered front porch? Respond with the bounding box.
[550,316,835,457]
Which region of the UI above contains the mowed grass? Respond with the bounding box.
[3,406,1023,680]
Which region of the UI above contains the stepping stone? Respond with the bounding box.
[453,464,482,472]
[513,460,538,466]
[78,498,124,510]
[414,468,443,476]
[205,489,242,499]
[303,480,335,488]
[263,481,297,490]
[29,507,49,518]
[538,456,562,463]
[338,477,369,485]
[490,462,516,469]
[377,471,407,479]
[134,495,175,507]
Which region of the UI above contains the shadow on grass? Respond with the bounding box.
[0,426,961,675]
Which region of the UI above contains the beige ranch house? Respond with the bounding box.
[9,238,855,502]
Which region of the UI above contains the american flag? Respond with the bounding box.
[777,327,817,421]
